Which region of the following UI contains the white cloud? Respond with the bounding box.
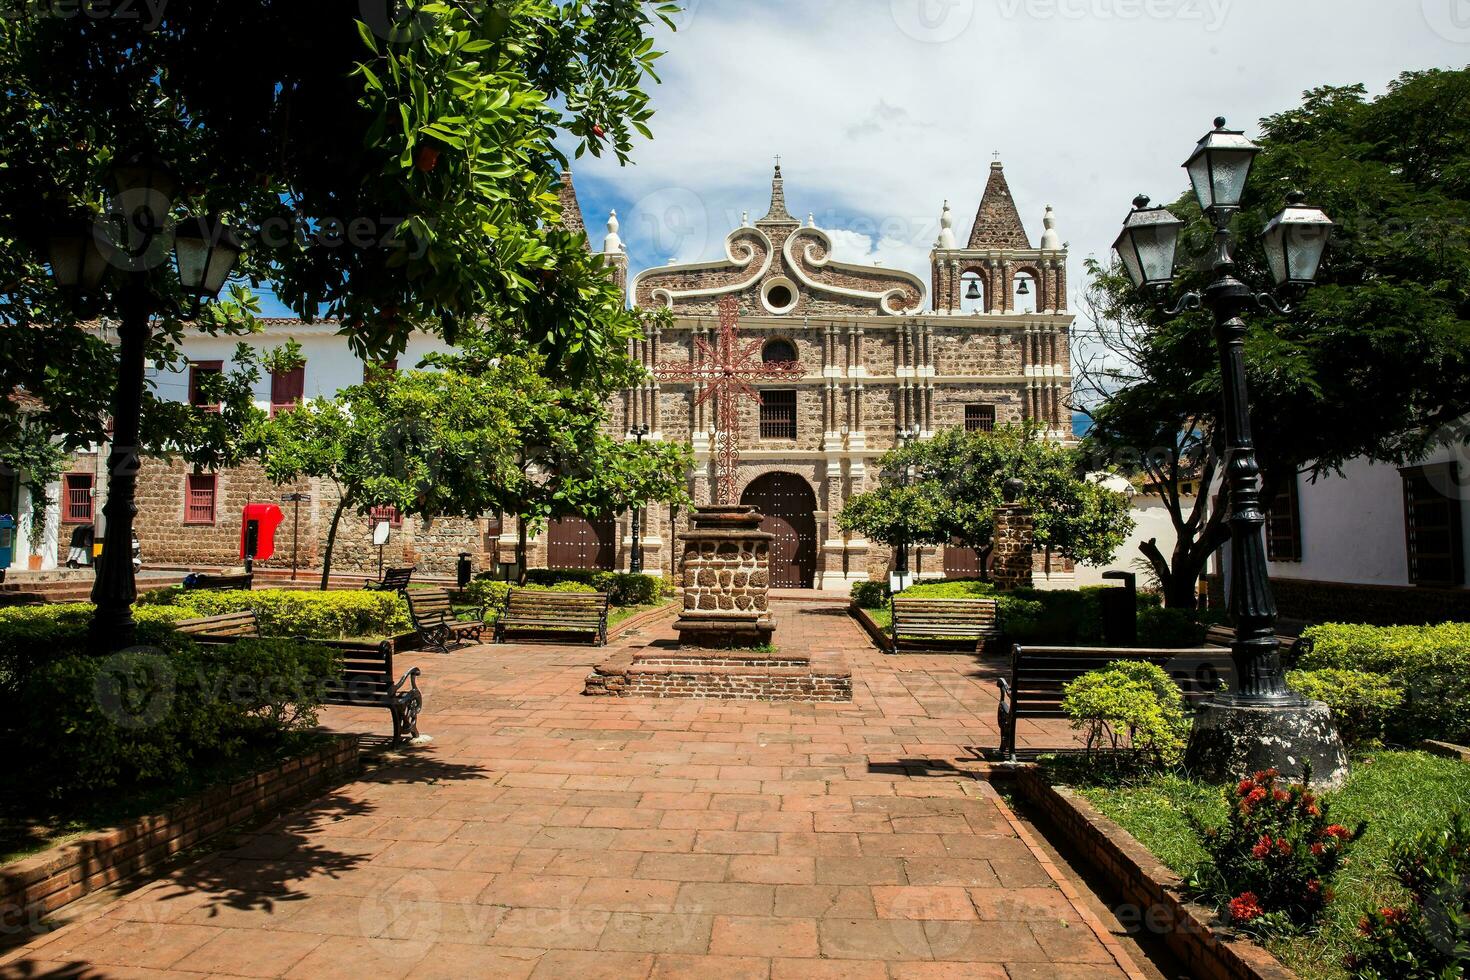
[571,0,1467,313]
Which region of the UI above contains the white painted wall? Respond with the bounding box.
[14,479,61,571]
[1072,492,1198,590]
[1269,446,1470,588]
[145,323,457,408]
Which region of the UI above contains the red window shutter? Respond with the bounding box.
[270,364,306,416]
[370,505,403,528]
[63,474,94,523]
[185,474,217,525]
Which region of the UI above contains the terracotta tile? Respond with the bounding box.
[818,918,931,960]
[172,927,324,976]
[489,907,610,949]
[709,915,819,959]
[577,877,682,912]
[651,953,771,980]
[772,884,875,919]
[674,882,776,916]
[814,856,906,886]
[545,848,644,878]
[481,872,589,908]
[531,949,656,979]
[771,958,888,979]
[636,852,732,883]
[409,943,544,980]
[694,831,779,856]
[283,935,431,978]
[872,886,977,921]
[969,886,1079,921]
[902,858,999,887]
[727,855,816,885]
[599,911,713,953]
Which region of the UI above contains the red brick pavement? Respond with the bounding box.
[1,602,1125,979]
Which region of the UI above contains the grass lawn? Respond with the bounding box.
[609,599,676,628]
[0,731,334,865]
[1057,750,1470,979]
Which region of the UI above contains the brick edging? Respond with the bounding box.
[1,734,360,934]
[610,601,679,638]
[1422,739,1470,763]
[1014,768,1297,980]
[847,602,894,652]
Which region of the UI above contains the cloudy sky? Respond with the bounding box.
[563,0,1468,302]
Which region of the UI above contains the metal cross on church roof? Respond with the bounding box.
[653,296,803,505]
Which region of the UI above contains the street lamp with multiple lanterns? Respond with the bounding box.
[1112,117,1347,786]
[46,153,243,653]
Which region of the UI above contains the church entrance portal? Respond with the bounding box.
[741,473,818,589]
[547,515,616,571]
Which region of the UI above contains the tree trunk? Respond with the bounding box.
[320,497,348,591]
[1140,537,1205,611]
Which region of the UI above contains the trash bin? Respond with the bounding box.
[1100,570,1138,645]
[457,552,473,589]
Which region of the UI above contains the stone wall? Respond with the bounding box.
[991,503,1035,590]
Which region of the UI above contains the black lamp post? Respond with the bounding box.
[885,425,920,593]
[46,154,243,653]
[627,425,650,574]
[1113,117,1345,786]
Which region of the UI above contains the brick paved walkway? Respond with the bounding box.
[2,602,1128,979]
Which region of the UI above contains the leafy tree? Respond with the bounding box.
[837,424,1134,576]
[1079,68,1470,608]
[0,2,677,636]
[253,356,691,588]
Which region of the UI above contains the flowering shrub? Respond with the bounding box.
[1190,768,1366,933]
[1347,814,1470,979]
[1061,660,1189,764]
[142,588,410,639]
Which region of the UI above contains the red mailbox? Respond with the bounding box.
[240,503,284,562]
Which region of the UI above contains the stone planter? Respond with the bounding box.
[672,505,775,648]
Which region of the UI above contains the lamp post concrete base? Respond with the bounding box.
[1185,699,1349,790]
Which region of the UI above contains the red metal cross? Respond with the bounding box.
[653,296,802,504]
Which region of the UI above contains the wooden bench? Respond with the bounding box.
[407,588,485,654]
[889,597,1000,653]
[176,609,262,644]
[1204,625,1314,668]
[366,566,416,593]
[997,644,1234,761]
[319,639,423,744]
[495,589,610,647]
[184,572,253,591]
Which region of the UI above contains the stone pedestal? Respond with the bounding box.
[1185,698,1349,789]
[673,505,775,648]
[991,503,1034,591]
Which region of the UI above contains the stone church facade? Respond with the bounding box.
[39,162,1073,589]
[538,161,1074,589]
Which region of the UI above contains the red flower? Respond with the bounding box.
[1237,778,1254,797]
[1273,789,1290,802]
[1241,786,1268,813]
[1380,907,1408,926]
[1276,837,1293,856]
[1306,803,1320,817]
[1252,835,1272,860]
[1311,842,1325,857]
[1324,824,1353,841]
[1229,892,1265,925]
[1306,879,1322,896]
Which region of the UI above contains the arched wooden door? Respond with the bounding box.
[547,515,616,571]
[741,473,818,588]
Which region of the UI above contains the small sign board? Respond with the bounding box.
[372,522,392,547]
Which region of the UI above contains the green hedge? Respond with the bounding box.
[521,570,669,606]
[17,635,338,799]
[1298,623,1470,745]
[1286,668,1403,751]
[0,603,193,703]
[852,578,1208,650]
[141,588,411,639]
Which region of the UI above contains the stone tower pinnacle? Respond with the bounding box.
[757,163,799,226]
[968,160,1031,249]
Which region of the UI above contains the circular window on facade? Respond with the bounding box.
[761,277,799,314]
[762,338,797,364]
